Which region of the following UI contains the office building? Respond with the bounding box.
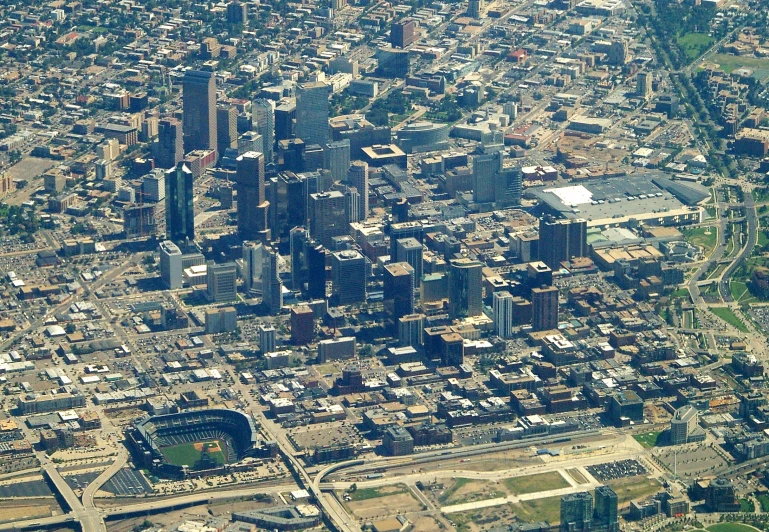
[164,162,195,243]
[539,217,587,270]
[345,187,361,224]
[156,118,183,169]
[398,313,425,347]
[669,405,704,445]
[383,426,414,456]
[296,81,330,146]
[391,18,417,48]
[637,71,653,99]
[705,478,740,512]
[310,191,348,247]
[594,486,619,532]
[376,48,410,78]
[560,492,593,532]
[235,151,270,241]
[252,99,275,163]
[607,390,644,427]
[275,101,296,141]
[227,1,247,24]
[532,286,559,331]
[291,305,315,345]
[206,262,238,302]
[384,262,415,319]
[331,249,366,306]
[182,70,217,155]
[441,332,464,366]
[348,160,369,220]
[262,246,283,314]
[160,240,184,289]
[290,226,310,290]
[205,307,237,334]
[389,221,422,259]
[217,105,238,160]
[307,243,327,299]
[239,131,263,155]
[17,392,86,415]
[448,258,483,319]
[324,140,351,183]
[395,237,423,286]
[259,324,277,353]
[493,290,516,338]
[242,241,263,294]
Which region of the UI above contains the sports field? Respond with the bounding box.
[160,440,227,468]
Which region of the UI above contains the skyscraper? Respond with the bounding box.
[164,162,195,243]
[331,249,366,306]
[468,0,484,18]
[290,226,310,291]
[309,191,348,247]
[636,71,653,99]
[307,242,327,300]
[348,160,369,221]
[493,290,515,338]
[296,81,330,146]
[242,241,263,294]
[383,262,415,319]
[345,187,361,224]
[324,140,351,183]
[235,151,269,241]
[532,285,559,331]
[395,237,422,286]
[389,221,422,259]
[217,105,238,159]
[473,150,502,203]
[448,258,483,319]
[262,246,283,314]
[252,99,275,164]
[560,492,593,532]
[182,70,217,155]
[259,324,277,353]
[538,217,587,270]
[156,118,183,169]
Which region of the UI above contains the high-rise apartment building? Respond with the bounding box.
[637,71,653,99]
[538,217,587,270]
[390,19,417,48]
[159,240,183,289]
[235,151,269,241]
[296,81,330,146]
[259,324,277,353]
[331,249,366,306]
[560,492,593,532]
[448,258,483,319]
[532,285,559,331]
[594,486,619,532]
[348,160,369,220]
[164,162,195,243]
[398,313,425,347]
[493,290,516,338]
[156,118,183,169]
[182,70,217,155]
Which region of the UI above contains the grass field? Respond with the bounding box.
[509,495,563,523]
[348,485,409,502]
[633,431,662,449]
[606,476,662,505]
[759,494,769,512]
[677,32,713,62]
[753,188,769,203]
[739,498,754,513]
[709,54,769,80]
[710,307,749,332]
[160,440,226,468]
[504,472,569,495]
[708,524,762,532]
[682,226,718,256]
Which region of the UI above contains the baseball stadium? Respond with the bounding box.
[126,408,260,478]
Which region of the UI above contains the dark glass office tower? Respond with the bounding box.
[182,70,217,155]
[165,162,195,243]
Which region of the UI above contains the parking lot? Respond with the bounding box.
[587,459,647,481]
[654,444,726,479]
[103,468,154,496]
[0,479,53,498]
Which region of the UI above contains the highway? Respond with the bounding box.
[719,192,757,303]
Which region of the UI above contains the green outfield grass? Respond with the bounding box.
[160,440,227,468]
[633,431,662,449]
